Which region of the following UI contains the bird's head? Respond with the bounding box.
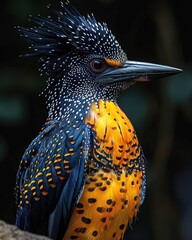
[18,1,182,118]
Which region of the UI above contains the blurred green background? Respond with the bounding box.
[0,0,191,239]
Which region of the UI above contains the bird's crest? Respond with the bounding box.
[18,1,127,76]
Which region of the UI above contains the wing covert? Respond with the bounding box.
[15,119,91,238]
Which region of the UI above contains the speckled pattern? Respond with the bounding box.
[64,100,146,240]
[15,1,146,240]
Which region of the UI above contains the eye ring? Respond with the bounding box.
[90,59,106,73]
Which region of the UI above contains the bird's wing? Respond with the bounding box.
[15,119,91,238]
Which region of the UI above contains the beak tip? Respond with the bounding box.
[161,66,183,78]
[169,66,183,73]
[176,68,183,73]
[134,63,183,81]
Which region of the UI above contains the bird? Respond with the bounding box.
[15,1,182,240]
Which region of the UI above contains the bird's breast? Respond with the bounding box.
[63,100,146,240]
[85,99,141,170]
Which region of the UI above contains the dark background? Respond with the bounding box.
[0,0,192,239]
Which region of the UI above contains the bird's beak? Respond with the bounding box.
[95,60,182,84]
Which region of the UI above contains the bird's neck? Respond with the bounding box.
[44,76,134,121]
[46,93,118,122]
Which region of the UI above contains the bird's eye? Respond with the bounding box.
[90,59,106,73]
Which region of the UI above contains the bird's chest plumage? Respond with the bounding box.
[64,100,146,240]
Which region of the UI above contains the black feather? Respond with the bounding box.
[18,1,126,76]
[15,119,91,238]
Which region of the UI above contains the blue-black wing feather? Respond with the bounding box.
[15,119,91,239]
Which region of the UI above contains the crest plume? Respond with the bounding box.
[18,1,127,76]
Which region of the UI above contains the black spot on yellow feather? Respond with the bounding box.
[75,227,87,233]
[76,202,84,208]
[106,180,111,185]
[106,199,112,205]
[87,187,95,192]
[81,216,91,224]
[112,232,116,238]
[77,210,84,214]
[100,217,106,222]
[88,198,97,203]
[99,186,107,191]
[106,207,113,212]
[96,182,103,187]
[119,224,125,230]
[92,231,98,237]
[97,207,105,213]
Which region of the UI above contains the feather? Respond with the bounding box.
[18,1,126,77]
[15,119,91,238]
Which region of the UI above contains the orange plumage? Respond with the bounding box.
[63,100,145,239]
